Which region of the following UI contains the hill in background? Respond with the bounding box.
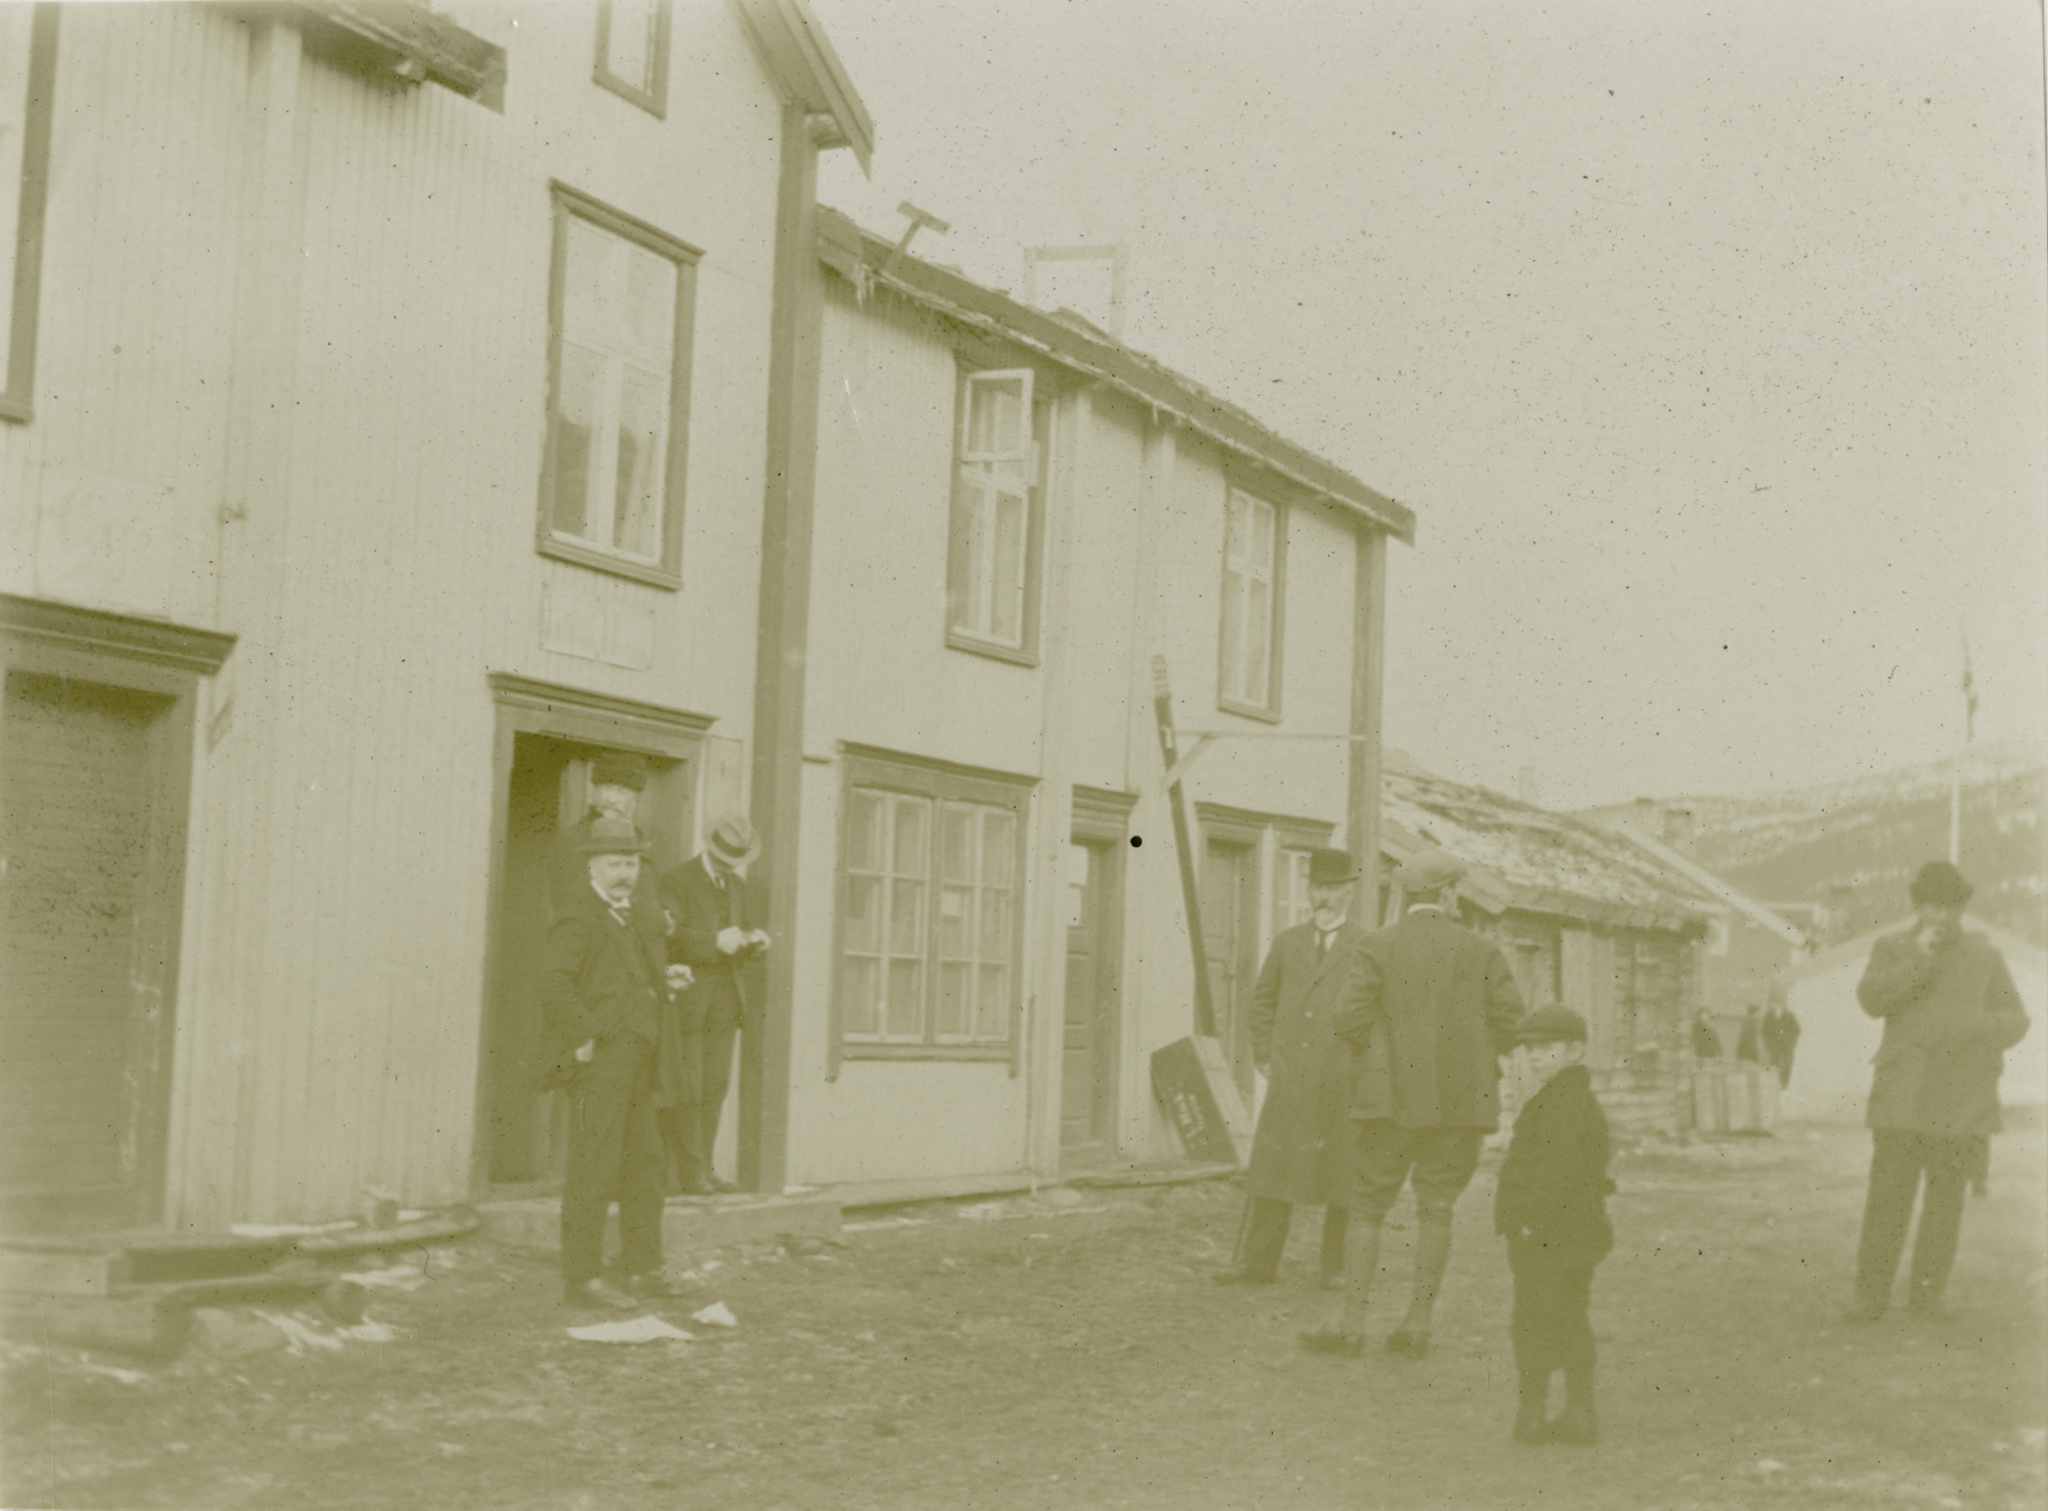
[1668,740,2046,949]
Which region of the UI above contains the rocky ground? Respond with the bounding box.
[2,1121,2043,1511]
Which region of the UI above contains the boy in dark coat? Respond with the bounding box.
[1495,1006,1614,1446]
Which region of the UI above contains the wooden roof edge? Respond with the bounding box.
[735,0,875,173]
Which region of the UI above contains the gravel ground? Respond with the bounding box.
[2,1120,2043,1511]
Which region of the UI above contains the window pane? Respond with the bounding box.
[978,889,1009,958]
[938,884,971,957]
[991,492,1026,643]
[1219,563,1246,702]
[981,811,1014,886]
[966,377,1026,455]
[846,790,882,872]
[843,876,882,954]
[976,963,1008,1039]
[1249,498,1275,572]
[841,957,879,1036]
[1246,577,1271,705]
[886,959,924,1037]
[621,244,675,366]
[950,478,989,634]
[604,0,660,92]
[892,799,929,877]
[941,807,974,885]
[1225,493,1249,563]
[612,364,665,558]
[889,879,924,955]
[561,220,617,344]
[548,342,605,539]
[937,961,970,1038]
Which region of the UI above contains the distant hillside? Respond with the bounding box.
[1675,741,2047,949]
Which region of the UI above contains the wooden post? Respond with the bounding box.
[1348,530,1387,921]
[1152,657,1218,1038]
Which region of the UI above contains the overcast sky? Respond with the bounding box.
[811,0,2048,810]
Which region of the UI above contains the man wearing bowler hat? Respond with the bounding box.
[1846,860,2028,1323]
[539,816,694,1308]
[1215,847,1369,1287]
[661,814,768,1196]
[1303,846,1525,1358]
[551,751,661,917]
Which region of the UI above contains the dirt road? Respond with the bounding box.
[4,1121,2042,1510]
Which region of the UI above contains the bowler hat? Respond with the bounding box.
[706,812,761,869]
[590,752,650,792]
[1908,860,1973,907]
[578,815,649,856]
[1397,846,1466,893]
[1515,1005,1589,1045]
[1307,848,1358,886]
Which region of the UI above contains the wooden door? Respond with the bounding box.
[1202,840,1259,1098]
[0,672,179,1230]
[1061,839,1121,1164]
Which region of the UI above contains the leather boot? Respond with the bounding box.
[1386,1217,1452,1357]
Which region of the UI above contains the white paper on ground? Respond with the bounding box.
[690,1302,738,1329]
[567,1316,697,1344]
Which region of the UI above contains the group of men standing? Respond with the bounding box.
[538,751,766,1311]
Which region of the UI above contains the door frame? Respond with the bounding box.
[0,594,233,1230]
[1065,786,1133,1166]
[1198,810,1263,1099]
[474,672,713,1195]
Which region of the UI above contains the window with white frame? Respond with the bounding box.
[0,5,55,425]
[594,0,669,115]
[947,368,1044,659]
[1219,485,1283,715]
[839,757,1027,1053]
[539,186,698,587]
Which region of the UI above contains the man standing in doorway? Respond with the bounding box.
[1847,860,2028,1323]
[540,816,693,1308]
[662,814,768,1197]
[552,752,659,916]
[1303,847,1525,1358]
[1214,848,1368,1288]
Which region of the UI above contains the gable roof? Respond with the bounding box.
[1592,823,1808,946]
[1793,916,2048,982]
[735,0,874,173]
[1381,771,1719,936]
[814,208,1415,542]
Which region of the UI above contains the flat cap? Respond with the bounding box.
[1397,846,1467,893]
[1515,1005,1589,1044]
[1908,860,1973,907]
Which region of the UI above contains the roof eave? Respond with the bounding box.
[734,0,875,174]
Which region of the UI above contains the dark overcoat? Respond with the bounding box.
[660,854,758,1033]
[536,888,669,1085]
[1493,1063,1615,1260]
[1335,907,1525,1131]
[1857,927,2029,1137]
[1244,921,1371,1206]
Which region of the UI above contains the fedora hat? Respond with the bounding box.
[706,813,761,869]
[578,815,649,856]
[1307,847,1358,886]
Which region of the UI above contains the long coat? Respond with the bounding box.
[536,887,669,1082]
[1493,1063,1615,1260]
[1243,921,1371,1206]
[1857,927,2029,1137]
[1335,907,1526,1131]
[660,854,756,1033]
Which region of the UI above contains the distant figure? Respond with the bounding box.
[1301,847,1524,1360]
[1214,848,1367,1288]
[1496,1007,1614,1447]
[1735,1005,1765,1064]
[1690,1015,1721,1061]
[1761,994,1801,1090]
[1846,861,2029,1323]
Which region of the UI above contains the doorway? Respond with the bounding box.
[1060,837,1122,1168]
[1201,838,1260,1100]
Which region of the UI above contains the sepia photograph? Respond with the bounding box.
[0,0,2043,1506]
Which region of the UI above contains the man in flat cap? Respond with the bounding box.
[660,814,769,1196]
[539,816,694,1309]
[1303,846,1525,1358]
[1847,860,2028,1323]
[1214,848,1369,1288]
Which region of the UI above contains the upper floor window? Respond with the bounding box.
[538,186,699,589]
[1218,485,1285,718]
[946,368,1047,664]
[595,0,670,116]
[0,4,56,425]
[837,754,1027,1059]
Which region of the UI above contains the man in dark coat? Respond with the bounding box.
[551,751,661,917]
[1760,989,1801,1090]
[539,817,693,1309]
[1303,847,1526,1358]
[1847,860,2028,1322]
[1495,1006,1614,1447]
[1214,848,1368,1287]
[661,813,767,1196]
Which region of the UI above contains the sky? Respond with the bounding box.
[810,0,2048,810]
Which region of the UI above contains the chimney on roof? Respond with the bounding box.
[1662,805,1696,858]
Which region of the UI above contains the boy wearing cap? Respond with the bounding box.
[1495,1006,1614,1446]
[660,814,769,1196]
[1848,860,2028,1323]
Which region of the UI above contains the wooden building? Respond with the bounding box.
[0,0,872,1232]
[1381,772,1721,1137]
[777,211,1415,1199]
